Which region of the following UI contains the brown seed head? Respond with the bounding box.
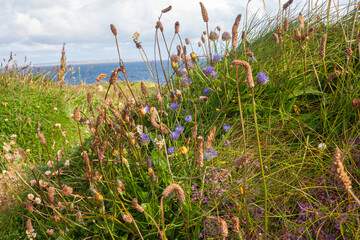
[272,33,279,43]
[346,47,353,57]
[294,29,301,41]
[198,41,202,47]
[141,81,147,95]
[234,151,253,167]
[132,198,144,212]
[277,27,283,36]
[232,216,240,233]
[199,2,209,22]
[98,141,107,162]
[155,93,163,103]
[161,5,172,13]
[48,186,55,203]
[241,31,246,40]
[284,18,290,31]
[150,107,169,134]
[204,126,216,149]
[87,91,92,105]
[232,14,241,48]
[62,184,73,196]
[333,147,352,190]
[109,67,122,85]
[73,107,81,122]
[110,24,117,36]
[222,32,231,41]
[298,13,305,29]
[219,218,228,237]
[320,33,327,58]
[201,35,206,43]
[185,38,190,44]
[209,31,219,41]
[216,26,221,31]
[283,0,294,10]
[123,214,132,223]
[156,21,164,32]
[192,124,197,140]
[326,70,341,85]
[96,73,107,82]
[232,60,254,88]
[175,21,180,33]
[352,99,360,108]
[199,96,208,102]
[38,132,46,145]
[17,148,28,160]
[163,184,186,203]
[26,219,34,234]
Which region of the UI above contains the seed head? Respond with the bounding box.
[73,107,81,122]
[48,186,55,203]
[234,151,253,167]
[298,13,305,29]
[346,47,353,57]
[132,198,144,212]
[352,99,360,108]
[62,184,73,196]
[320,33,327,58]
[222,32,231,41]
[272,33,279,43]
[283,0,294,10]
[185,38,190,44]
[161,5,172,13]
[110,24,117,36]
[284,18,290,31]
[326,70,341,85]
[175,21,180,33]
[140,81,147,95]
[232,14,241,48]
[245,48,254,58]
[199,2,209,22]
[163,184,185,203]
[209,31,219,41]
[197,136,204,168]
[38,132,46,145]
[333,147,352,190]
[123,214,132,223]
[294,29,301,41]
[219,218,228,237]
[232,216,240,233]
[232,60,254,88]
[204,126,216,149]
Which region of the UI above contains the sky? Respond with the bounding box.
[0,0,349,65]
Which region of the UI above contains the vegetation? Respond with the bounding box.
[0,0,360,239]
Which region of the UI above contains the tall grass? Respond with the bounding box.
[1,0,360,239]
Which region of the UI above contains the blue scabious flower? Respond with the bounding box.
[249,57,256,62]
[183,77,192,84]
[222,125,231,131]
[178,68,187,76]
[144,105,149,113]
[257,72,269,85]
[202,66,217,78]
[185,115,192,122]
[169,102,179,111]
[213,54,221,63]
[175,125,185,133]
[203,87,211,95]
[168,146,175,154]
[204,148,217,160]
[140,133,149,141]
[187,61,195,69]
[169,131,180,140]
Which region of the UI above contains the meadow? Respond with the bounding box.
[0,0,359,239]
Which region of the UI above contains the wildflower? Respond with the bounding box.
[170,103,179,111]
[203,87,211,95]
[168,146,176,154]
[47,161,54,168]
[213,54,221,63]
[4,119,8,122]
[3,143,11,152]
[45,171,51,176]
[97,85,103,91]
[46,229,54,236]
[204,148,217,160]
[140,133,150,145]
[62,131,67,136]
[183,77,192,84]
[144,105,150,113]
[2,102,8,106]
[318,143,327,151]
[179,146,188,155]
[170,131,180,140]
[202,66,217,78]
[9,141,15,146]
[222,125,231,131]
[34,197,41,204]
[257,72,269,85]
[53,107,57,111]
[178,68,187,76]
[187,61,195,69]
[175,125,185,133]
[249,57,256,62]
[222,32,231,41]
[26,149,31,153]
[27,193,35,200]
[30,180,36,186]
[55,123,61,128]
[185,115,192,122]
[224,139,230,147]
[11,134,17,139]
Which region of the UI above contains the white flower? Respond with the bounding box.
[27,193,35,200]
[26,149,31,153]
[55,123,61,128]
[97,85,103,91]
[9,141,16,146]
[30,180,37,186]
[52,170,59,177]
[84,129,89,134]
[3,143,11,152]
[57,150,63,156]
[62,131,67,137]
[46,229,54,235]
[45,171,51,176]
[34,197,41,204]
[47,161,54,168]
[11,134,17,139]
[53,107,58,111]
[318,143,327,151]
[37,106,40,108]
[65,140,69,144]
[4,119,8,122]
[64,160,70,167]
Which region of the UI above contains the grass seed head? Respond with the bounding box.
[38,132,46,145]
[48,186,55,203]
[209,31,219,41]
[199,2,209,22]
[283,0,294,10]
[320,33,327,58]
[333,147,352,190]
[232,14,241,47]
[122,214,132,223]
[219,218,228,237]
[231,216,240,233]
[284,18,290,31]
[185,38,190,44]
[175,21,180,33]
[73,107,81,122]
[294,29,301,41]
[272,33,279,43]
[110,24,117,36]
[161,5,172,13]
[222,32,231,41]
[346,47,353,57]
[96,73,107,82]
[298,13,305,29]
[163,184,185,203]
[204,126,216,149]
[197,136,204,168]
[132,198,144,212]
[140,80,147,95]
[326,70,341,84]
[352,99,360,108]
[232,60,254,88]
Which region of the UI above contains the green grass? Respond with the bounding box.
[1,1,360,239]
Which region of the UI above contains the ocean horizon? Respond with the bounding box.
[33,60,170,85]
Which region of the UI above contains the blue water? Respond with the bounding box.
[36,60,170,85]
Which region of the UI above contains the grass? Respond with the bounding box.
[0,0,360,239]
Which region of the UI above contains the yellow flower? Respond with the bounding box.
[31,87,35,90]
[2,102,8,106]
[179,146,188,155]
[216,108,220,112]
[112,150,119,157]
[122,149,127,155]
[171,61,178,69]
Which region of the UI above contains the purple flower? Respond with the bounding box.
[144,105,149,113]
[178,68,187,76]
[249,57,256,62]
[204,148,217,160]
[202,66,217,78]
[203,87,211,95]
[185,115,192,122]
[222,125,231,131]
[213,54,221,63]
[169,103,179,111]
[169,131,180,140]
[224,139,230,147]
[168,146,175,154]
[175,125,184,133]
[187,61,195,69]
[140,133,149,141]
[183,77,192,84]
[257,72,269,85]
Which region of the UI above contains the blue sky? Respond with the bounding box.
[0,0,349,65]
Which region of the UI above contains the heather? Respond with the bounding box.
[0,1,360,239]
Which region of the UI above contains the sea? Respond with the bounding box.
[34,60,170,85]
